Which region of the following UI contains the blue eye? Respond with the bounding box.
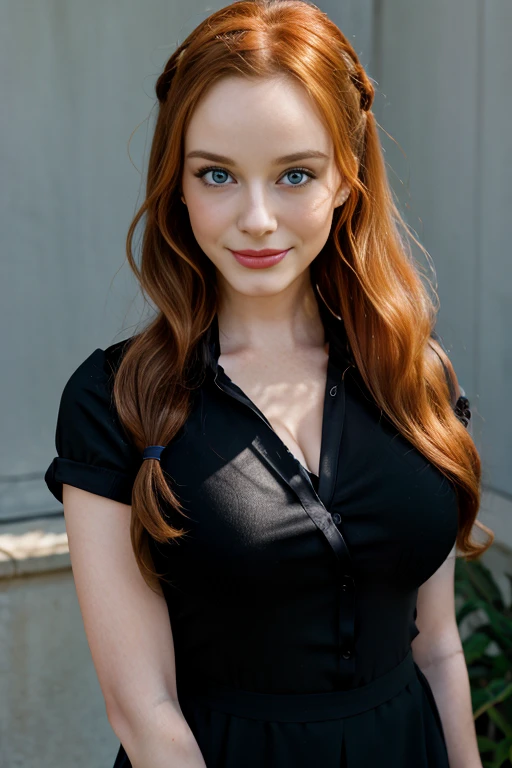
[196,168,233,186]
[281,169,314,186]
[193,166,316,188]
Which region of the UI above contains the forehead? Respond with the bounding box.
[184,75,332,161]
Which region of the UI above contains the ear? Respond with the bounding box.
[334,181,351,208]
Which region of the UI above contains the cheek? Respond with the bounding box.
[185,184,335,246]
[187,201,225,244]
[290,194,334,239]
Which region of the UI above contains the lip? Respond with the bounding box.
[230,248,289,256]
[229,248,291,270]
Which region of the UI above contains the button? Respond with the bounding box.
[341,647,352,659]
[332,512,342,525]
[340,573,353,591]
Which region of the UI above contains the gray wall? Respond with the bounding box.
[1,1,511,766]
[2,3,229,764]
[1,567,119,767]
[365,0,512,546]
[6,1,508,543]
[0,0,375,525]
[1,1,226,525]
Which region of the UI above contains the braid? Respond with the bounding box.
[351,62,374,112]
[339,42,374,113]
[156,41,374,113]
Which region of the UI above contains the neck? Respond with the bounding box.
[216,273,325,357]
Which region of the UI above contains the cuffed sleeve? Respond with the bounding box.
[44,344,143,505]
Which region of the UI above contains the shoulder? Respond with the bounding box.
[45,336,141,505]
[103,337,135,376]
[69,336,134,380]
[61,337,134,406]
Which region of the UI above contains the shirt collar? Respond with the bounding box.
[204,283,353,374]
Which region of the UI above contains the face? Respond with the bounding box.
[181,75,350,300]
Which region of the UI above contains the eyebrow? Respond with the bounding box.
[186,149,330,165]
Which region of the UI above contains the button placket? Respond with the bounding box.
[341,574,350,591]
[209,304,358,682]
[338,569,356,679]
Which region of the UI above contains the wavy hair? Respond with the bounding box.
[114,0,493,592]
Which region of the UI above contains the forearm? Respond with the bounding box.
[419,647,482,768]
[110,698,207,768]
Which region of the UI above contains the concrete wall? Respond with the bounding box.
[6,3,508,536]
[1,0,223,525]
[2,1,511,766]
[2,3,229,766]
[1,564,118,768]
[370,0,512,547]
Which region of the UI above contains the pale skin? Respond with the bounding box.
[182,74,483,767]
[63,74,481,767]
[413,548,483,768]
[181,75,350,476]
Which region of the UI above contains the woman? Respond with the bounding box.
[45,1,492,766]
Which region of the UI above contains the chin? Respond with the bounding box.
[219,270,306,298]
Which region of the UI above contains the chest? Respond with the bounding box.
[217,345,329,476]
[158,368,459,590]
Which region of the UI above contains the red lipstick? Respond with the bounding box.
[232,248,288,256]
[229,248,291,269]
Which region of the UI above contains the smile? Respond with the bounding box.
[229,249,291,269]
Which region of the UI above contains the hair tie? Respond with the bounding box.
[142,445,166,461]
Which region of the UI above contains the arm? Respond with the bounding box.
[62,484,207,768]
[411,547,482,768]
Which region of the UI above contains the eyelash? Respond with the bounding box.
[193,165,317,189]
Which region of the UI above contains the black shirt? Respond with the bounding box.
[45,290,459,767]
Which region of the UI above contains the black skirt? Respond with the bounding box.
[112,650,449,767]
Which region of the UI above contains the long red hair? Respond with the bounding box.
[114,0,493,592]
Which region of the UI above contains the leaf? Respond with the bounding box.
[464,632,492,664]
[466,560,505,609]
[475,601,512,650]
[493,736,512,767]
[477,735,496,753]
[473,683,512,724]
[477,625,512,660]
[490,654,512,679]
[473,687,493,711]
[455,560,480,602]
[469,663,492,683]
[501,694,512,725]
[487,705,512,739]
[457,598,482,624]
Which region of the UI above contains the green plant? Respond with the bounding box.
[455,557,512,767]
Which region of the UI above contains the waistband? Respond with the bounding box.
[178,649,417,723]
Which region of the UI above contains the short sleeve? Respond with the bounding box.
[44,341,143,505]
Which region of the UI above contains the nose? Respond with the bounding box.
[237,187,278,237]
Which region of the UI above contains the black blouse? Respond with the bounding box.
[44,291,467,768]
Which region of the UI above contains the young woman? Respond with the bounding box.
[45,1,493,766]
